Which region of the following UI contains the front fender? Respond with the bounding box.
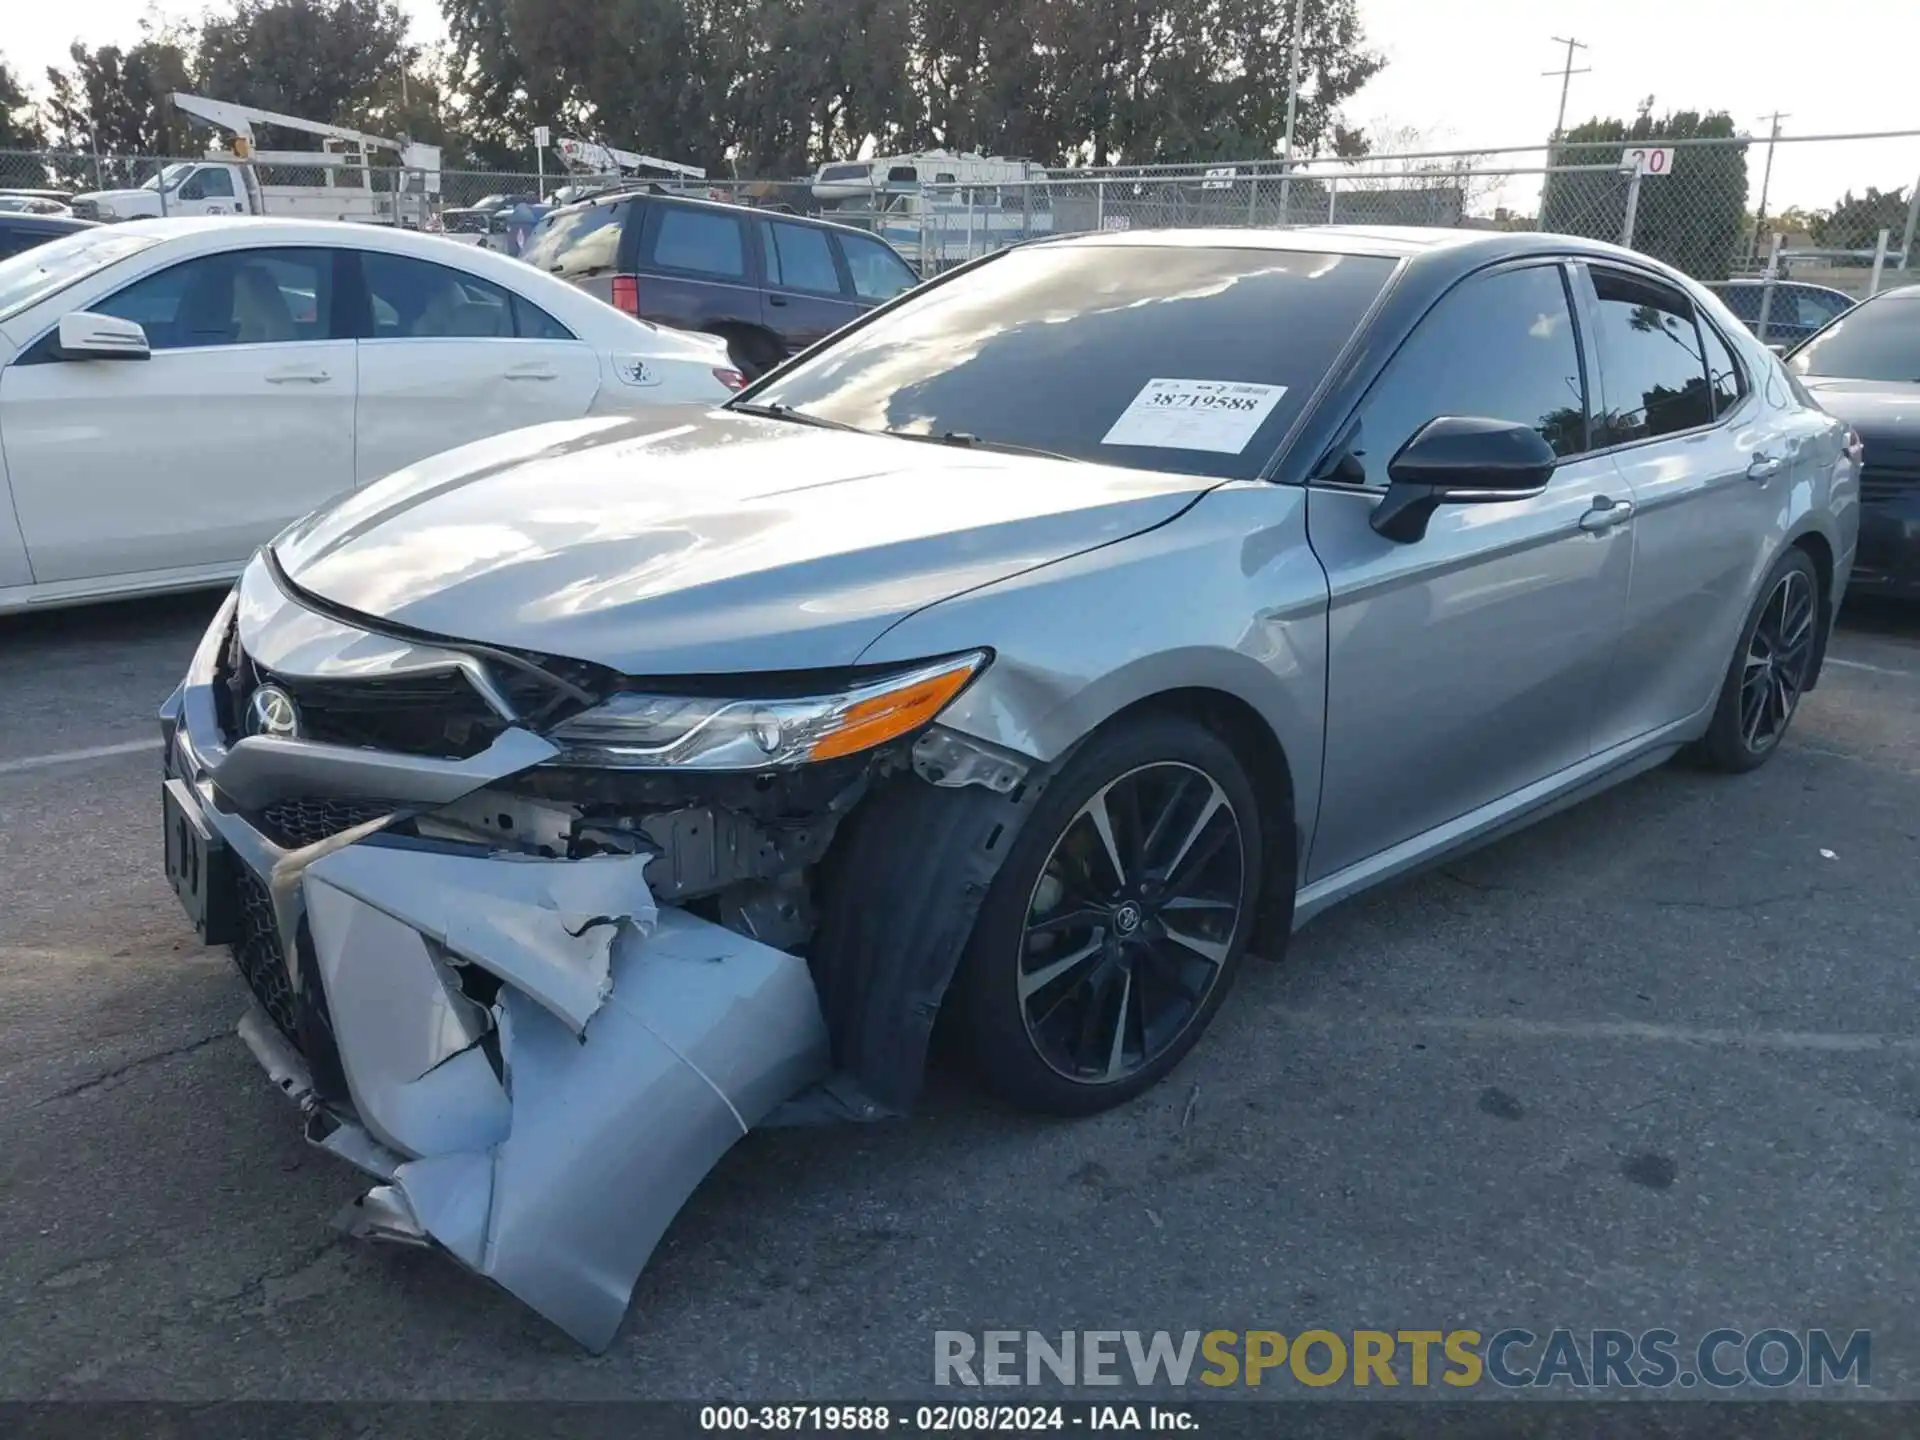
[857,481,1331,858]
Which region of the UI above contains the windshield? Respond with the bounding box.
[744,242,1397,480]
[0,229,159,322]
[1790,291,1920,382]
[139,163,196,194]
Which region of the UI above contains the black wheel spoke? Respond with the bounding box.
[1025,904,1108,936]
[1019,937,1104,1000]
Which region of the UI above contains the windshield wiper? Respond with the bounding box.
[728,401,868,435]
[884,430,1083,464]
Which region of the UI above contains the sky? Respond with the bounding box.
[5,0,1916,212]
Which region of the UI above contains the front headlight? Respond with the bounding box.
[547,651,989,770]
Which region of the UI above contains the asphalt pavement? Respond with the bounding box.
[2,590,1917,1401]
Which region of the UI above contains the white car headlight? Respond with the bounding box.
[547,651,989,770]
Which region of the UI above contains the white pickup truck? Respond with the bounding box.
[72,159,425,227]
[71,162,264,222]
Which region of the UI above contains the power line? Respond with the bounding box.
[1542,36,1590,142]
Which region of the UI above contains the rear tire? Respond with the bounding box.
[1691,546,1821,773]
[723,328,785,380]
[949,715,1264,1116]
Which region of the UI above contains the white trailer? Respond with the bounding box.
[809,151,1052,270]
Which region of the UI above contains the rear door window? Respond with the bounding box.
[1587,267,1715,443]
[649,206,747,279]
[518,202,628,278]
[764,221,843,295]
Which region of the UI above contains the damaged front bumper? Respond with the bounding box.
[158,565,836,1351]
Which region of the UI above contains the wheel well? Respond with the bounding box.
[1094,687,1299,954]
[1792,531,1834,691]
[705,321,780,361]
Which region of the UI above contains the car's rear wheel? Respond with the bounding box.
[950,716,1263,1116]
[1692,546,1821,773]
[723,327,786,380]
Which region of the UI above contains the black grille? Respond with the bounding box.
[258,796,397,849]
[1860,464,1920,506]
[233,868,297,1042]
[272,670,509,759]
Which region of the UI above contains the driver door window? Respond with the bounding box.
[90,248,337,348]
[1344,263,1591,485]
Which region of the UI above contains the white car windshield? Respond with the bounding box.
[140,163,196,193]
[0,230,160,322]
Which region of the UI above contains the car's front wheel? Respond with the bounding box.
[950,715,1264,1116]
[1693,546,1821,772]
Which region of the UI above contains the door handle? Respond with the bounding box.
[504,364,558,381]
[265,367,331,384]
[1747,452,1785,481]
[768,294,789,306]
[1578,495,1635,533]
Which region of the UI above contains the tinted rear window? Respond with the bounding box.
[518,202,627,277]
[1791,291,1920,382]
[745,243,1396,481]
[650,207,746,278]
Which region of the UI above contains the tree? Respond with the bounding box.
[0,57,44,150]
[1812,187,1910,253]
[1540,110,1749,279]
[196,0,414,135]
[43,30,197,158]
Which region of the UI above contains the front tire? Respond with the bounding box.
[950,715,1264,1116]
[1692,546,1820,773]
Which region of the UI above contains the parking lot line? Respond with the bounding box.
[1826,657,1914,678]
[0,738,159,776]
[1281,1009,1920,1054]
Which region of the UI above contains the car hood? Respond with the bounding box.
[1800,377,1920,456]
[273,408,1212,674]
[73,189,159,212]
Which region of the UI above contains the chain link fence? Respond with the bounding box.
[8,131,1917,310]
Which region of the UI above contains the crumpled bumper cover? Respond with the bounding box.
[307,847,828,1353]
[163,568,832,1351]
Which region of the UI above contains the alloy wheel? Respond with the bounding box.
[1740,568,1815,754]
[1017,761,1248,1085]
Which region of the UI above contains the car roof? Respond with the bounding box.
[1028,224,1704,282]
[558,187,886,240]
[1712,277,1853,295]
[0,214,96,234]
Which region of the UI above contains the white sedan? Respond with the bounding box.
[0,217,742,613]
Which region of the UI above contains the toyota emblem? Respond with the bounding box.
[245,684,301,740]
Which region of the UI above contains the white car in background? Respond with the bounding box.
[0,217,743,613]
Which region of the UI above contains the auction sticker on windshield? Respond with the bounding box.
[1102,378,1287,454]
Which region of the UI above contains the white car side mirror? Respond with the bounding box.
[57,311,151,361]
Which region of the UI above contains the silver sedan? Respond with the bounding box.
[159,225,1860,1347]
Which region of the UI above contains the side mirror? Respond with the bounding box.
[1767,342,1788,357]
[56,311,151,362]
[1370,415,1556,544]
[179,184,206,201]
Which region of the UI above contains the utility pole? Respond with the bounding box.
[1750,111,1788,262]
[1277,0,1308,225]
[1542,37,1590,141]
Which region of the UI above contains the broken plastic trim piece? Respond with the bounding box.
[297,848,829,1351]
